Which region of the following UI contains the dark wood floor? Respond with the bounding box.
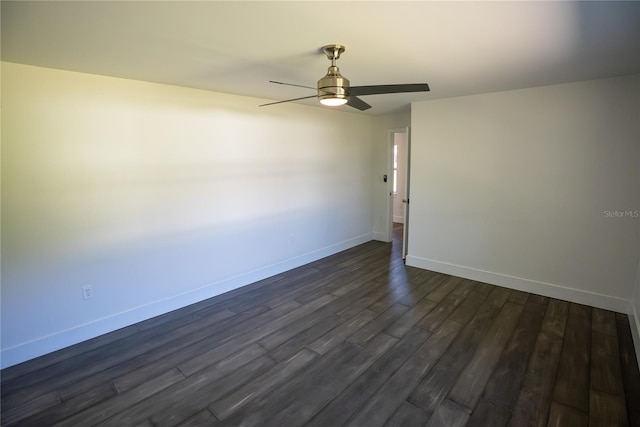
[2,223,640,426]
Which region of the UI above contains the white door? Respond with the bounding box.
[387,127,411,256]
[401,127,411,260]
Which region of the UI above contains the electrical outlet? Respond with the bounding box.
[289,234,295,244]
[82,285,94,300]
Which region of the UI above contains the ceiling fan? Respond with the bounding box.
[260,44,430,111]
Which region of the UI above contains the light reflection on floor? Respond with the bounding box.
[388,222,409,302]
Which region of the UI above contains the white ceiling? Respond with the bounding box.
[2,1,640,115]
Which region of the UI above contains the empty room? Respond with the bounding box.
[1,1,640,426]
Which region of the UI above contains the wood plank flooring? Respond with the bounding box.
[2,223,640,426]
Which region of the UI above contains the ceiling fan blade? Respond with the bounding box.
[349,83,430,96]
[269,80,316,91]
[259,94,318,107]
[346,96,372,111]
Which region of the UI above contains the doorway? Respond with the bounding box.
[387,127,410,259]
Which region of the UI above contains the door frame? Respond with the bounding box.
[386,127,410,244]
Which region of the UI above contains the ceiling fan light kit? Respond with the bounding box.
[319,97,348,106]
[260,44,430,111]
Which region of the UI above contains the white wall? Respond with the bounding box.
[0,62,375,368]
[408,75,640,313]
[632,260,640,363]
[631,101,640,359]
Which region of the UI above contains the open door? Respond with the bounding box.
[401,127,410,260]
[387,127,411,257]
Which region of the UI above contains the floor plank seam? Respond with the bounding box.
[445,397,473,415]
[175,365,190,378]
[303,346,323,357]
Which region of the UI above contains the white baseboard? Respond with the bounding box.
[1,233,373,369]
[373,231,390,242]
[405,256,631,313]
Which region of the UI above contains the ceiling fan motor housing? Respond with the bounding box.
[318,65,350,101]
